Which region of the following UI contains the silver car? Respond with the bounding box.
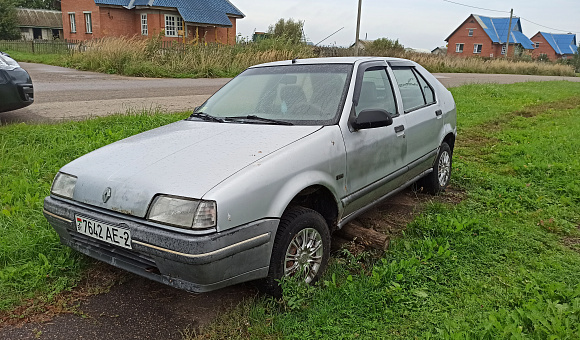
[43,57,456,295]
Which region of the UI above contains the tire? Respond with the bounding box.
[261,206,331,297]
[420,142,452,195]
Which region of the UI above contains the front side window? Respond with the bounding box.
[69,13,76,33]
[84,12,92,34]
[355,68,397,117]
[392,67,435,113]
[473,44,482,54]
[501,44,507,55]
[194,64,352,126]
[456,43,464,53]
[141,14,148,35]
[535,42,540,48]
[165,14,183,37]
[468,29,474,36]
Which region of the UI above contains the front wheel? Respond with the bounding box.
[420,142,452,194]
[262,206,331,297]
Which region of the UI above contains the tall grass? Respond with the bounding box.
[67,36,315,78]
[318,46,576,76]
[62,37,575,78]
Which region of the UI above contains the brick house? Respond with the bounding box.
[530,32,578,61]
[61,0,244,44]
[445,14,534,58]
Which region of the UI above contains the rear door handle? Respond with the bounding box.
[394,125,405,133]
[435,109,443,116]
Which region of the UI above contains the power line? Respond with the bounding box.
[441,0,509,14]
[518,17,579,35]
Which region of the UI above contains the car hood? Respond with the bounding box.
[61,120,321,217]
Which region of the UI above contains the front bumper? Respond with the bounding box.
[0,68,34,113]
[43,196,278,292]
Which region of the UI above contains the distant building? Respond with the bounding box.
[530,32,577,61]
[431,46,447,55]
[60,0,244,44]
[445,14,534,58]
[17,8,63,40]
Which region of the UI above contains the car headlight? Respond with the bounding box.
[147,195,217,230]
[51,172,77,199]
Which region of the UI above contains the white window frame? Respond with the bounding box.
[455,43,464,53]
[164,14,183,37]
[468,29,474,37]
[84,12,92,34]
[69,13,76,33]
[473,44,482,54]
[535,42,540,48]
[501,44,507,55]
[141,13,148,36]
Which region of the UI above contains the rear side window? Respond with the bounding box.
[392,67,436,112]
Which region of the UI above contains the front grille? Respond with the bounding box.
[70,232,158,272]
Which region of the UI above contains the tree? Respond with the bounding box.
[267,18,304,44]
[369,38,405,52]
[570,44,580,73]
[0,0,21,40]
[14,0,59,10]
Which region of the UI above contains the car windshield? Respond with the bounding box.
[193,64,352,126]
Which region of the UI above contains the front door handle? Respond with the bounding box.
[394,125,405,133]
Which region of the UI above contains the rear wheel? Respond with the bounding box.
[262,206,330,297]
[420,142,452,194]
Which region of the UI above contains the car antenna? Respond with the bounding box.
[292,58,298,64]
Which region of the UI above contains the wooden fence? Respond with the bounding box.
[0,40,84,54]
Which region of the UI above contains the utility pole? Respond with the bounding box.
[355,0,362,56]
[504,8,513,58]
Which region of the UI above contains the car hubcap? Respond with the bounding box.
[438,151,451,187]
[284,228,323,283]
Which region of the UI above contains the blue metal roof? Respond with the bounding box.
[94,0,131,6]
[93,0,244,27]
[474,15,535,50]
[539,32,578,55]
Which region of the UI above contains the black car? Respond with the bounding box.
[0,52,34,113]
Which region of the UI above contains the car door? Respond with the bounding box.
[390,65,443,178]
[341,64,408,216]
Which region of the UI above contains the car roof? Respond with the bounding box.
[250,56,415,68]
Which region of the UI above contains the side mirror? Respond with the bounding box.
[352,109,393,130]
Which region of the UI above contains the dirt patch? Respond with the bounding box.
[333,186,465,255]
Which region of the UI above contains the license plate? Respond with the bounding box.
[75,215,132,249]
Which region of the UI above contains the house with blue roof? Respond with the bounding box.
[530,32,577,61]
[61,0,244,44]
[445,14,535,58]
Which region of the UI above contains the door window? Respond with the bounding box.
[355,68,397,117]
[392,67,436,112]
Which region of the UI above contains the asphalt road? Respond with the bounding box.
[1,62,579,125]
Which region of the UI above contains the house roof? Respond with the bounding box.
[473,15,535,50]
[538,32,578,55]
[445,14,535,50]
[94,0,244,27]
[16,8,63,29]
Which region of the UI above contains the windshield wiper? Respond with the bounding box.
[224,115,293,126]
[188,112,225,123]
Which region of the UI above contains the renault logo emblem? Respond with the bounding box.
[102,187,112,203]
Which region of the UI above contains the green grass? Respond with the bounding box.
[188,82,580,339]
[3,50,70,67]
[0,110,188,311]
[1,82,580,339]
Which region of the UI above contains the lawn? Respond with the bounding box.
[1,82,579,339]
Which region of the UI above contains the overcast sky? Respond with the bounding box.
[232,0,579,50]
